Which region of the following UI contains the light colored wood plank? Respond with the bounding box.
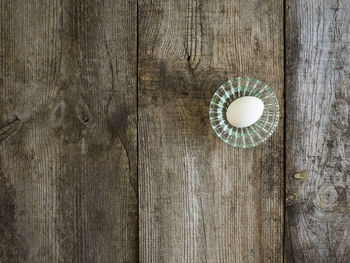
[138,0,284,262]
[0,0,138,261]
[285,0,350,261]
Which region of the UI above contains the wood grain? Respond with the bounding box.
[285,0,350,262]
[138,0,284,262]
[0,0,138,262]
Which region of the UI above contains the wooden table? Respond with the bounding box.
[0,0,348,262]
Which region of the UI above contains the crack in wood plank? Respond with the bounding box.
[186,0,202,70]
[199,196,208,263]
[119,135,138,199]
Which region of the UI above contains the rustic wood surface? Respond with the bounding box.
[3,0,349,262]
[285,0,350,262]
[0,1,138,262]
[138,0,284,262]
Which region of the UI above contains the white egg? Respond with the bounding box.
[226,96,264,128]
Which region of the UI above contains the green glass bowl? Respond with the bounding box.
[209,77,279,148]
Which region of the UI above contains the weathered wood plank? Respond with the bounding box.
[138,0,284,262]
[285,0,350,262]
[0,0,137,262]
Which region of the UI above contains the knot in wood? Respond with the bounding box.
[317,184,339,209]
[51,96,92,143]
[292,171,310,182]
[0,116,20,142]
[286,192,297,206]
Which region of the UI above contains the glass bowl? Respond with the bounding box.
[209,77,279,148]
